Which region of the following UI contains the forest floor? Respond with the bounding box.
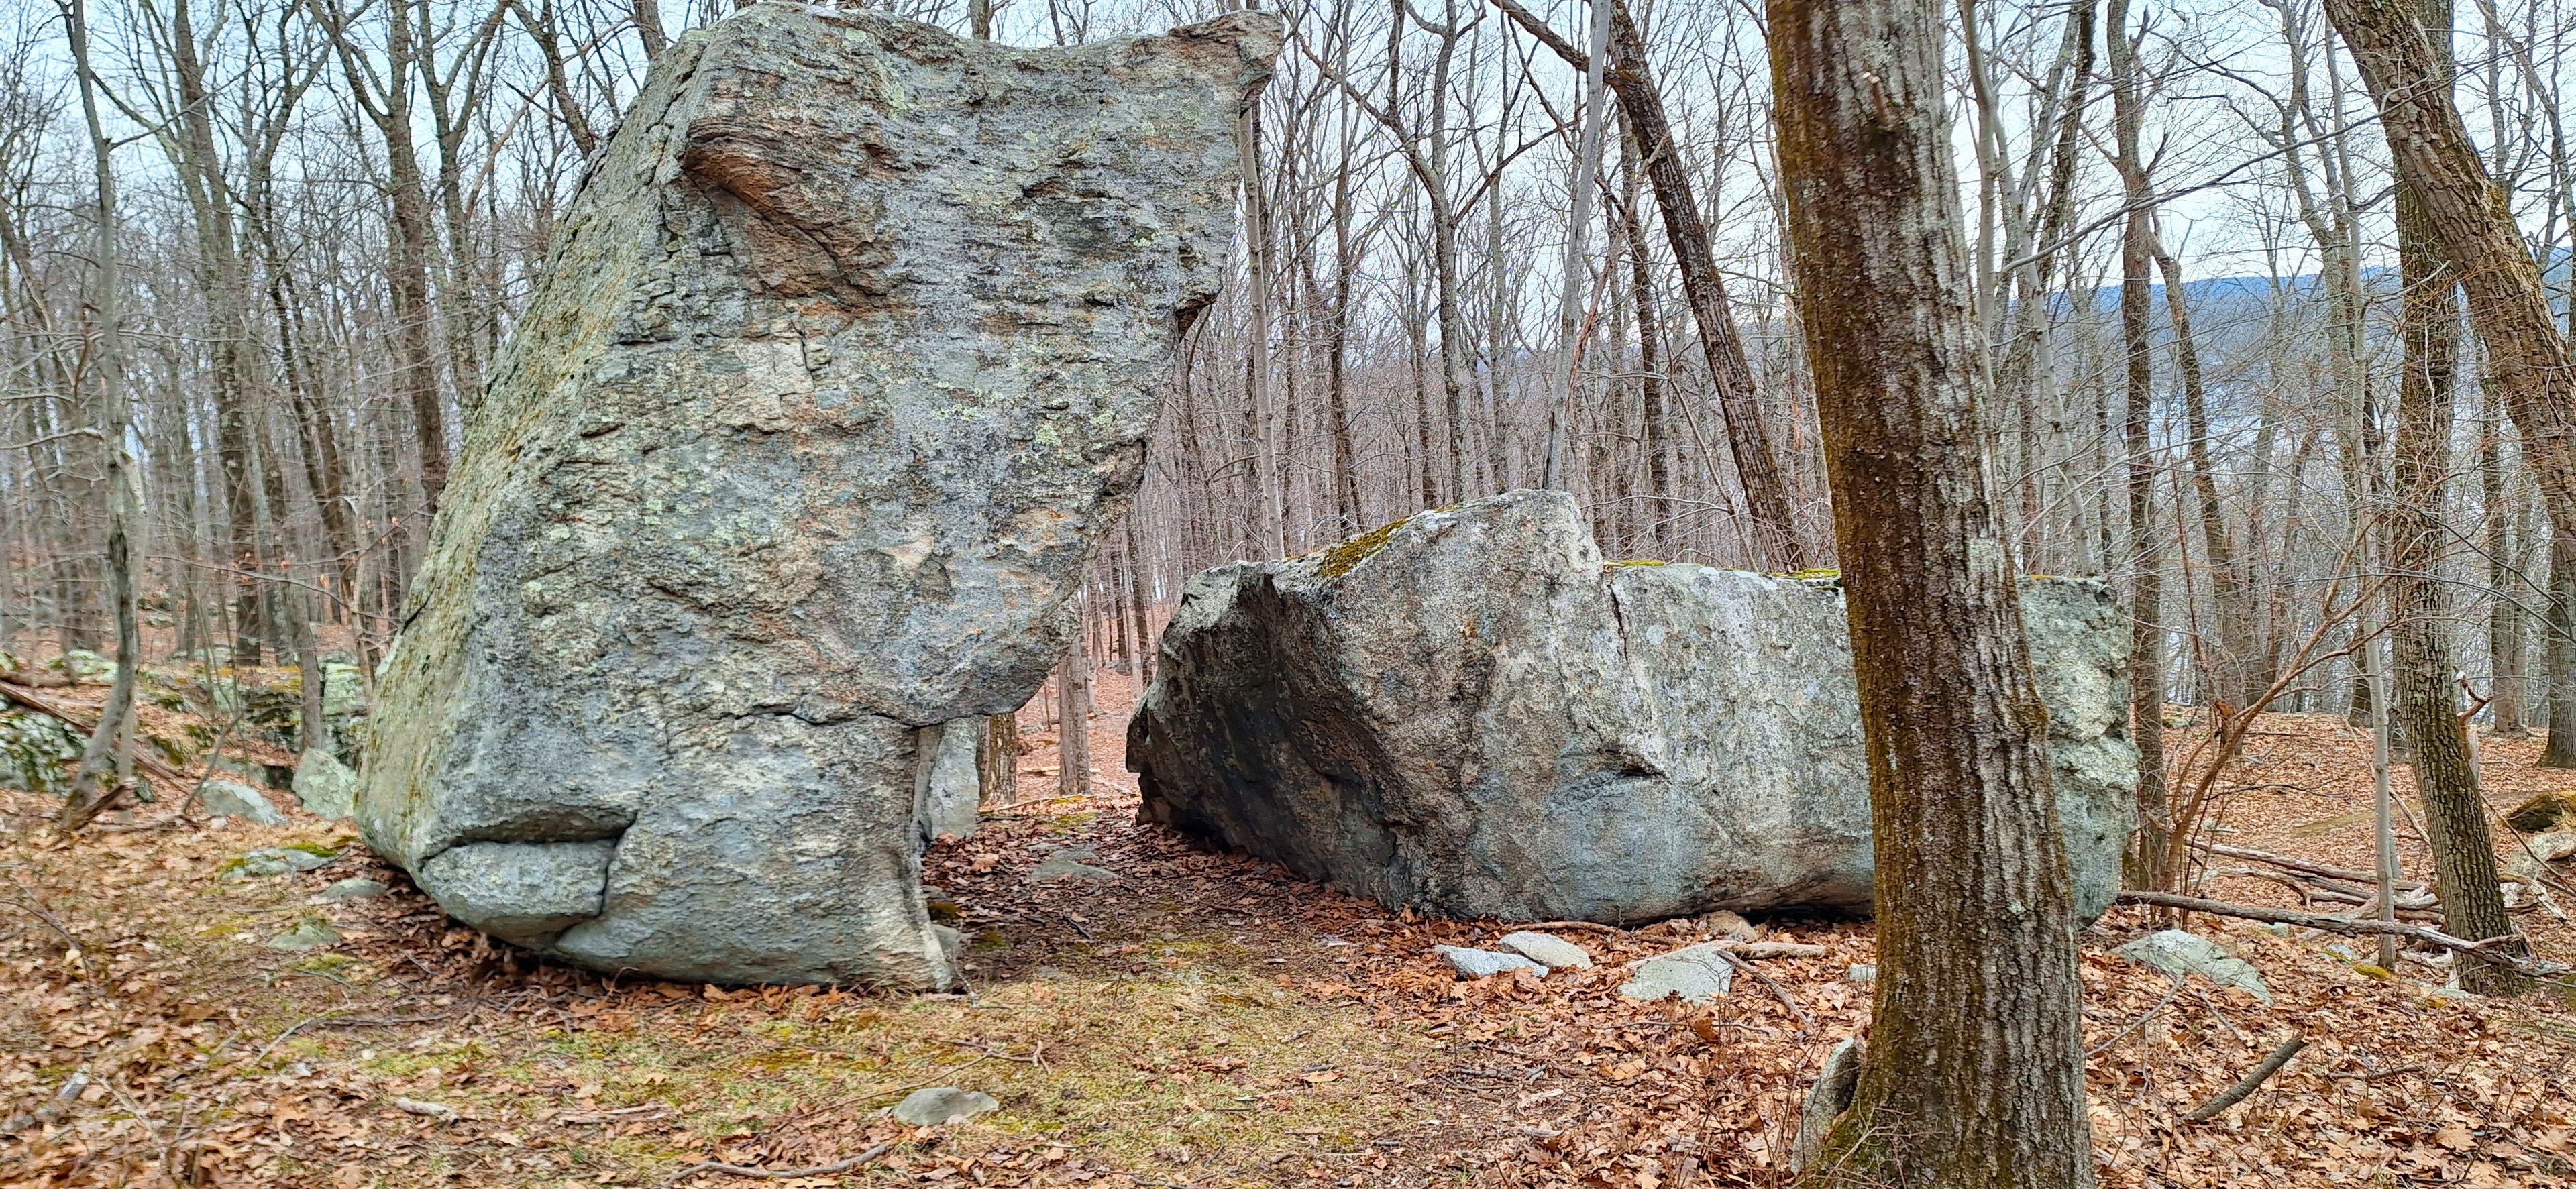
[5,668,2576,1189]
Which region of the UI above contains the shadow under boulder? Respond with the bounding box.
[1129,489,2137,925]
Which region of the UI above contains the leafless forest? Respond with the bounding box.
[7,0,2576,737]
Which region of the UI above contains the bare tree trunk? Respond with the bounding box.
[1619,115,1672,555]
[2484,383,2528,737]
[2548,534,2576,767]
[60,0,138,832]
[1772,0,2093,1182]
[2153,244,2247,709]
[2111,0,2167,892]
[2357,0,2526,995]
[979,714,1020,810]
[1057,604,1093,800]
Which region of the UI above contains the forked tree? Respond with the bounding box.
[1770,0,2094,1184]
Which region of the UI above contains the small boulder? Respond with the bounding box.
[1496,931,1592,970]
[1436,945,1546,980]
[266,917,342,952]
[1028,848,1118,884]
[891,1087,998,1127]
[311,879,388,903]
[291,749,360,820]
[1617,942,1737,1005]
[223,846,334,880]
[2116,929,2271,1005]
[1846,964,1877,984]
[199,779,289,827]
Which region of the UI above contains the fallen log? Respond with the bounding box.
[2112,889,2571,979]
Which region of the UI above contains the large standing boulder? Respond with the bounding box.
[1130,490,2137,925]
[360,4,1280,988]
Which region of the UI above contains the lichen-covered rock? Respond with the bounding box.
[292,748,360,820]
[358,3,1279,987]
[201,779,290,828]
[1130,489,2137,925]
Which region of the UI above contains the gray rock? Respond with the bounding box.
[199,780,290,828]
[313,879,388,903]
[891,1087,999,1127]
[352,4,1281,988]
[2116,929,2272,1004]
[292,749,360,820]
[1617,942,1737,1005]
[932,924,965,960]
[1028,848,1119,883]
[225,846,335,880]
[1131,490,2137,925]
[1845,964,1877,984]
[1792,1038,1865,1173]
[416,841,616,942]
[914,720,983,848]
[266,917,342,952]
[1496,931,1592,970]
[1436,945,1546,980]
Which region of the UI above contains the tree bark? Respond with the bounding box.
[2325,0,2576,610]
[2110,0,2167,893]
[2549,532,2576,766]
[1770,0,2093,1182]
[1057,605,1093,800]
[979,714,1020,809]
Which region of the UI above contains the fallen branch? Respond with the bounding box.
[1713,948,1816,1034]
[2184,1035,2306,1121]
[0,680,191,789]
[2193,841,2427,894]
[667,1141,895,1183]
[2113,890,2569,977]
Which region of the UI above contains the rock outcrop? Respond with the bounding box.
[1130,490,2137,925]
[359,3,1280,987]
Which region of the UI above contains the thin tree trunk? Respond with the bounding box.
[2548,534,2576,766]
[2485,380,2528,737]
[2350,0,2526,994]
[1771,0,2094,1182]
[2112,0,2168,892]
[1057,604,1093,800]
[60,0,138,832]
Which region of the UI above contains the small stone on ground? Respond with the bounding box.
[266,918,342,952]
[1436,945,1546,980]
[2116,929,2272,1004]
[1497,931,1592,970]
[892,1087,999,1127]
[224,846,334,880]
[200,780,289,827]
[1617,942,1737,1004]
[311,878,386,903]
[1028,848,1119,883]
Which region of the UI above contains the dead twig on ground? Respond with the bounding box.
[2184,1035,2306,1121]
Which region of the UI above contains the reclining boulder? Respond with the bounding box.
[360,3,1281,988]
[1130,489,2137,925]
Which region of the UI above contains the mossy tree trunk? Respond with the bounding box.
[1770,0,2094,1184]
